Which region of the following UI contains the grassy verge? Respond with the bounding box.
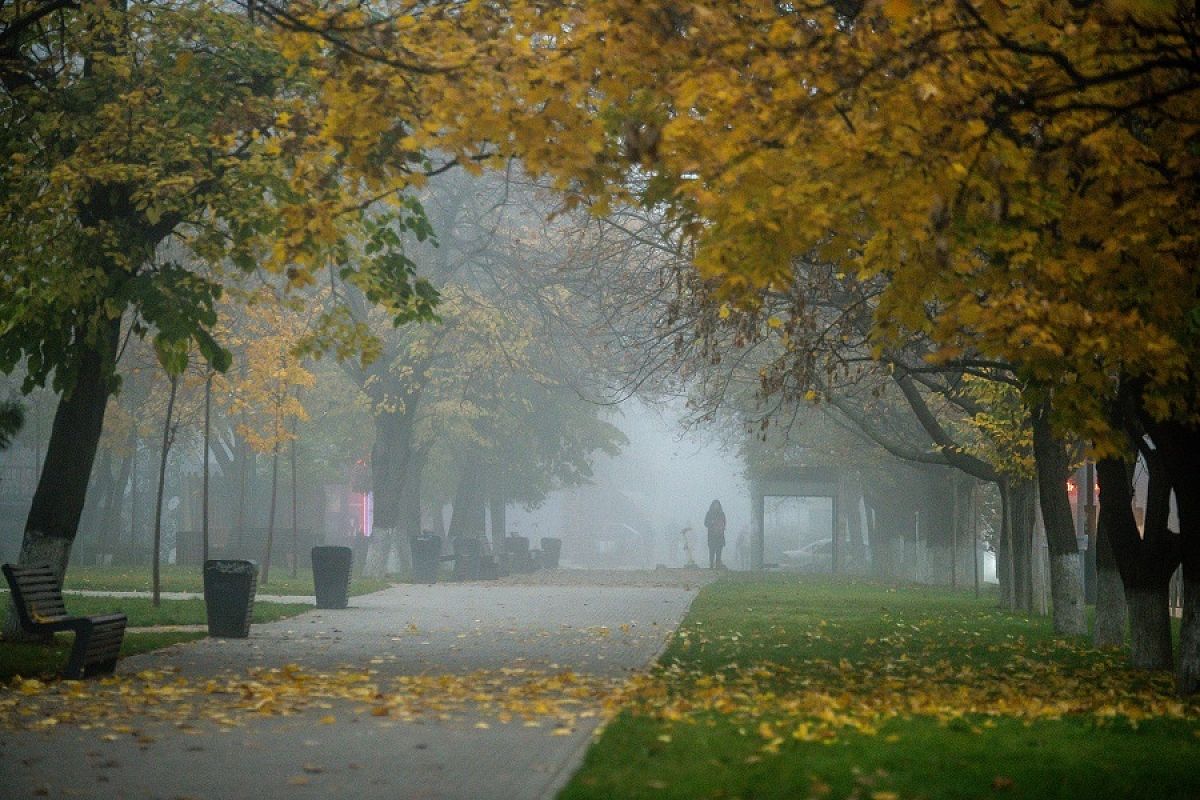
[2,591,313,627]
[61,564,391,596]
[1,594,311,682]
[0,631,205,683]
[562,574,1200,800]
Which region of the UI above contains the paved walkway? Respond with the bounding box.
[1,572,709,800]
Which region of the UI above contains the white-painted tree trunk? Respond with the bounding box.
[1049,552,1087,636]
[362,527,394,579]
[1178,573,1200,695]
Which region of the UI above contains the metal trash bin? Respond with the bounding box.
[540,537,562,569]
[479,555,499,580]
[311,546,353,609]
[452,537,482,581]
[410,534,442,584]
[203,559,258,638]
[506,535,534,574]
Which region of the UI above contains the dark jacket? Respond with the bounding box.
[704,501,726,545]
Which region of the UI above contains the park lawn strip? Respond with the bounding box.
[0,631,206,683]
[62,564,390,596]
[1,591,313,627]
[561,574,1200,800]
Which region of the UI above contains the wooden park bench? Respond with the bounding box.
[2,563,127,679]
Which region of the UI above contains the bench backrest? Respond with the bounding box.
[2,563,68,627]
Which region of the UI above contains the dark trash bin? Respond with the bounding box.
[506,535,534,574]
[540,537,562,569]
[311,546,353,609]
[410,534,442,583]
[452,537,482,581]
[479,555,499,580]
[203,559,258,638]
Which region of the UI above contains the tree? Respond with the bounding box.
[335,0,1191,683]
[217,292,316,585]
[0,0,443,614]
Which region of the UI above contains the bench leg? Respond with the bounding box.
[63,625,93,681]
[82,658,119,679]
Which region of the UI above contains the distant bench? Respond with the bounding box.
[3,563,127,679]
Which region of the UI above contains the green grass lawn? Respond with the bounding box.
[61,563,391,596]
[0,631,205,682]
[1,591,313,627]
[0,593,312,682]
[562,574,1200,800]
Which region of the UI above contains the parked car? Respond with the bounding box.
[782,538,833,572]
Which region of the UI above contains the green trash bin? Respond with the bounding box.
[410,534,442,583]
[540,537,562,569]
[203,559,258,638]
[506,535,534,574]
[452,536,482,581]
[311,546,353,609]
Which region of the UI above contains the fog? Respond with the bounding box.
[507,399,748,570]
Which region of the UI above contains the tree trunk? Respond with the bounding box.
[4,318,121,640]
[971,482,981,598]
[1097,456,1177,671]
[129,436,140,551]
[864,497,887,578]
[490,494,507,555]
[151,376,178,607]
[845,475,865,573]
[91,448,118,558]
[447,461,486,541]
[364,407,413,579]
[235,365,250,551]
[432,500,447,538]
[394,454,423,574]
[950,476,959,589]
[263,444,279,585]
[1011,480,1036,613]
[235,434,249,551]
[290,420,299,579]
[81,447,114,557]
[363,528,393,578]
[1031,404,1086,635]
[1093,510,1127,648]
[202,373,211,564]
[100,436,135,561]
[1178,565,1200,695]
[999,480,1015,610]
[1126,583,1174,670]
[916,469,955,584]
[1173,475,1197,692]
[1141,417,1200,694]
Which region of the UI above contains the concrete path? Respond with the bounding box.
[1,573,708,800]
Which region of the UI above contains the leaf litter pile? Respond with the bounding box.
[626,600,1200,757]
[0,665,628,736]
[3,582,1199,752]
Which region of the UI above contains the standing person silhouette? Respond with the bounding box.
[704,499,727,569]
